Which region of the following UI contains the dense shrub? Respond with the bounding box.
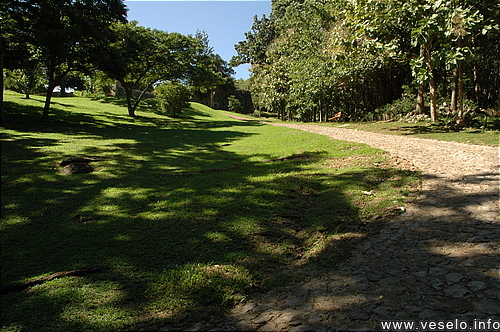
[155,82,192,116]
[377,94,416,121]
[227,95,243,113]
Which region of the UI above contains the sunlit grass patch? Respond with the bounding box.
[327,121,499,146]
[0,215,29,229]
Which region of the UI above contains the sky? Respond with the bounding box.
[124,0,272,80]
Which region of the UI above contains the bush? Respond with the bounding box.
[155,82,192,116]
[377,93,416,120]
[227,95,243,113]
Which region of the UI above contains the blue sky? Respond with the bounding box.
[124,0,271,80]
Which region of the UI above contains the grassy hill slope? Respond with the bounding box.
[1,92,419,331]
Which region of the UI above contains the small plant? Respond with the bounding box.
[155,81,192,116]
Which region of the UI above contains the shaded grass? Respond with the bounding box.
[1,92,419,331]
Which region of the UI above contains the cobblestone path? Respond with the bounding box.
[192,121,499,331]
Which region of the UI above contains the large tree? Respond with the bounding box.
[5,0,127,122]
[98,22,203,117]
[1,0,23,123]
[235,0,408,122]
[231,14,276,67]
[235,0,499,123]
[4,67,44,99]
[188,30,235,107]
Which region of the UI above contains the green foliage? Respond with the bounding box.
[155,81,192,116]
[4,68,45,98]
[234,0,499,123]
[4,0,128,122]
[64,74,87,92]
[231,14,276,66]
[227,95,243,113]
[235,78,251,91]
[97,23,229,118]
[98,22,200,117]
[3,2,230,122]
[189,30,235,95]
[377,94,418,120]
[85,71,116,96]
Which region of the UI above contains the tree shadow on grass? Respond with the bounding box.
[391,124,449,134]
[27,96,77,109]
[392,121,499,135]
[2,98,263,141]
[2,100,121,134]
[90,95,139,110]
[0,100,418,331]
[218,171,499,332]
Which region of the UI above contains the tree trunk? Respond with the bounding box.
[425,43,437,122]
[42,68,69,122]
[450,67,458,112]
[416,83,425,114]
[59,77,67,97]
[42,68,56,123]
[24,73,32,99]
[120,80,137,117]
[473,65,481,105]
[497,89,500,113]
[125,89,135,117]
[457,60,464,120]
[429,75,437,122]
[131,84,152,115]
[42,84,55,123]
[318,99,323,122]
[279,99,286,121]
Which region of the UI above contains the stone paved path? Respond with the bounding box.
[193,121,499,331]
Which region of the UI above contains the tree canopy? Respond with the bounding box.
[233,0,500,122]
[3,0,128,122]
[2,1,233,121]
[97,22,202,117]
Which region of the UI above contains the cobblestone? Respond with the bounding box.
[190,122,499,331]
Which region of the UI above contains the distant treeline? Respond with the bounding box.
[231,0,499,122]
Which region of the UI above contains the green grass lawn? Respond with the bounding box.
[1,92,419,331]
[328,121,499,146]
[238,112,499,147]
